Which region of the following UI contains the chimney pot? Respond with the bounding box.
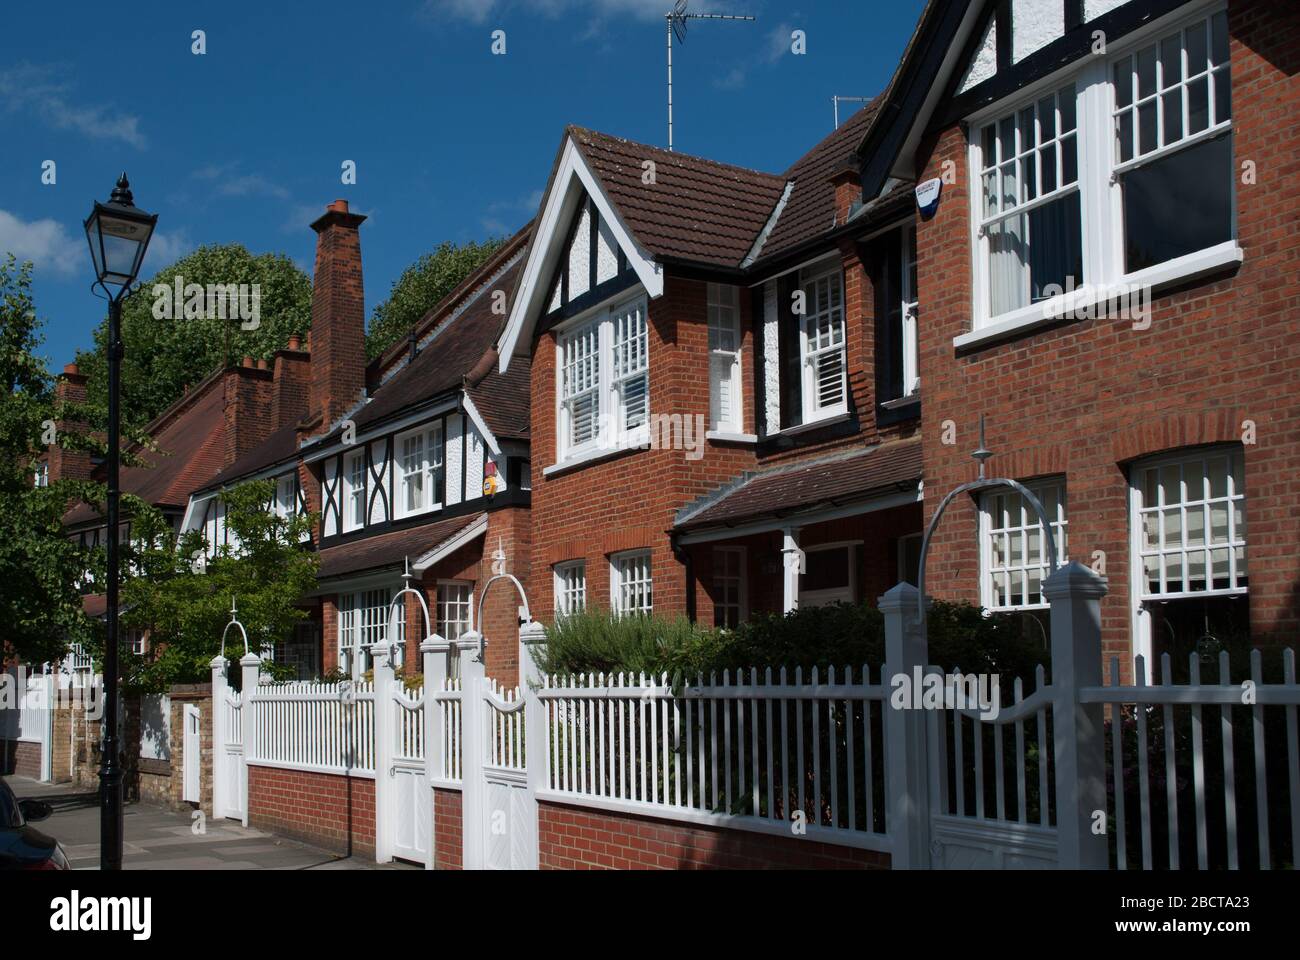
[63,362,79,376]
[242,355,255,368]
[287,335,302,351]
[328,199,349,214]
[257,358,269,370]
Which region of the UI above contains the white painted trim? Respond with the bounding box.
[459,394,501,458]
[705,430,758,445]
[302,397,458,464]
[955,242,1244,350]
[411,513,489,573]
[499,136,664,373]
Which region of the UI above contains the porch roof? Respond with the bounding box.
[673,437,923,539]
[315,511,486,583]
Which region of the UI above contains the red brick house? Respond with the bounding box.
[496,0,1298,674]
[846,0,1298,676]
[180,203,535,682]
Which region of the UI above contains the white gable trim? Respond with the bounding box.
[498,135,664,373]
[460,392,501,457]
[411,513,489,573]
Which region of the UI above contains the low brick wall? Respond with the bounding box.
[537,801,890,870]
[247,765,375,858]
[434,787,463,870]
[0,740,42,780]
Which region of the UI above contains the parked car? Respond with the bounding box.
[0,777,70,870]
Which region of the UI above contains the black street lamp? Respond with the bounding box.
[84,174,156,871]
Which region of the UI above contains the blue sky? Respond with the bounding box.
[0,0,926,370]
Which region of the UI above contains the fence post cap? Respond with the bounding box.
[877,581,920,612]
[418,633,450,654]
[238,652,262,667]
[519,620,547,644]
[1042,560,1108,600]
[209,654,228,669]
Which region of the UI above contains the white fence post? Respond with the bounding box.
[457,632,487,870]
[520,620,546,870]
[421,633,450,870]
[371,640,396,864]
[210,655,229,821]
[881,581,930,869]
[1043,560,1110,869]
[237,653,260,828]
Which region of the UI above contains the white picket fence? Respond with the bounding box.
[210,562,1300,870]
[537,668,888,849]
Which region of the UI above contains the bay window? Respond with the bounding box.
[555,295,649,463]
[967,6,1237,337]
[707,283,742,433]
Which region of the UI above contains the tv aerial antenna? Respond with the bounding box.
[831,95,873,130]
[666,0,755,151]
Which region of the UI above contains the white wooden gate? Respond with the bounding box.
[388,684,429,864]
[210,608,257,826]
[182,703,201,803]
[472,678,535,870]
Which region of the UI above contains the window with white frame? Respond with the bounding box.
[981,480,1069,610]
[712,546,746,629]
[800,267,847,418]
[613,300,648,431]
[900,224,919,397]
[1132,448,1245,599]
[611,550,652,616]
[437,581,473,642]
[338,587,404,676]
[395,423,443,518]
[707,283,742,432]
[968,7,1235,330]
[874,223,921,405]
[34,462,49,488]
[555,296,650,463]
[554,560,586,617]
[343,451,366,531]
[273,473,297,520]
[799,543,857,607]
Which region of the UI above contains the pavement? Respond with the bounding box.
[8,776,413,870]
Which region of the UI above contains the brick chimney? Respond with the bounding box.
[48,363,92,483]
[828,164,862,226]
[223,362,272,468]
[308,199,367,432]
[270,334,311,432]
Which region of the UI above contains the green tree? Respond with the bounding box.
[76,244,311,429]
[366,238,504,359]
[119,479,319,690]
[0,256,100,664]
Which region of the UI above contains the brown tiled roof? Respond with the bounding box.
[64,374,227,525]
[313,257,525,446]
[753,100,882,265]
[204,422,300,490]
[316,512,485,581]
[675,437,923,531]
[570,126,788,269]
[467,357,530,441]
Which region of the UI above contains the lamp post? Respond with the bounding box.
[83,174,156,871]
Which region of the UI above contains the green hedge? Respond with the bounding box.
[536,601,1050,688]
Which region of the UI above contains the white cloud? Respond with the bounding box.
[765,22,794,63]
[0,209,83,276]
[0,63,145,148]
[141,229,193,273]
[194,165,290,200]
[714,66,747,90]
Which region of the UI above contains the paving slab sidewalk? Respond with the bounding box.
[8,776,413,871]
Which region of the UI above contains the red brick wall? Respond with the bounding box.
[309,201,367,427]
[914,0,1300,672]
[222,363,273,469]
[1,740,42,780]
[434,787,463,870]
[247,765,375,857]
[537,801,889,870]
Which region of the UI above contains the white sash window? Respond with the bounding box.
[707,283,742,432]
